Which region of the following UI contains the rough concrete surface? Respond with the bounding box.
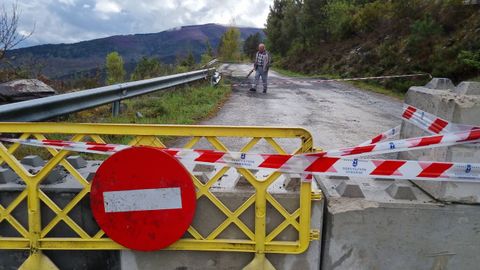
[316,175,480,270]
[401,82,480,203]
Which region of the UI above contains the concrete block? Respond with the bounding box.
[374,177,395,181]
[329,175,349,180]
[0,178,119,268]
[86,171,96,181]
[233,175,252,188]
[120,179,324,270]
[386,183,417,200]
[401,84,480,203]
[454,81,480,96]
[66,156,87,169]
[21,155,44,167]
[315,175,480,270]
[0,168,16,184]
[283,174,301,191]
[192,172,209,184]
[193,164,215,173]
[335,181,365,198]
[425,78,455,90]
[41,168,65,185]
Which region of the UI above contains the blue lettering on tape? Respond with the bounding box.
[352,159,358,167]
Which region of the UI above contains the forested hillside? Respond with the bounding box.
[4,24,263,79]
[266,0,480,91]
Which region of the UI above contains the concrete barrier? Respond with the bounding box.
[0,157,323,269]
[315,175,480,270]
[400,79,480,203]
[121,165,324,270]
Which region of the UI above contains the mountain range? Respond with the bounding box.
[5,24,264,79]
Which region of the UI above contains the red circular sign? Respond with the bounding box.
[90,147,196,251]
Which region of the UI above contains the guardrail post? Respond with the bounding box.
[112,101,120,117]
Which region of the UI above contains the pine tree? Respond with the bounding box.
[243,33,262,60]
[218,27,241,61]
[131,57,164,81]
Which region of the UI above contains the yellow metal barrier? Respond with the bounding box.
[0,122,320,269]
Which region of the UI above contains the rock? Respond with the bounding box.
[0,79,56,104]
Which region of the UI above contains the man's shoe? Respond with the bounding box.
[249,88,257,92]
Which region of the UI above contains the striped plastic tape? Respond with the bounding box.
[2,136,480,183]
[402,105,479,134]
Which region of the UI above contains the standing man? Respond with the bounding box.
[250,43,270,93]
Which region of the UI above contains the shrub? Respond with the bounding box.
[406,16,443,57]
[458,50,480,70]
[353,1,394,34]
[324,0,356,40]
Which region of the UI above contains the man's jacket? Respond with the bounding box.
[254,51,270,72]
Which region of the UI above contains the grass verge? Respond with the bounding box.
[12,84,230,159]
[69,84,231,124]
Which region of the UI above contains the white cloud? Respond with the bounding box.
[94,0,122,14]
[4,0,273,47]
[57,0,76,6]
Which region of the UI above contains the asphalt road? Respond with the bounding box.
[200,64,403,151]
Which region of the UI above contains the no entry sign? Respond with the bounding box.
[90,147,196,251]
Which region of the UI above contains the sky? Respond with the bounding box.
[4,0,273,48]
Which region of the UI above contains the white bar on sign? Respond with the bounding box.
[103,187,182,213]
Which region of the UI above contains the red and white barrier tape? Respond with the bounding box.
[4,126,480,160]
[358,104,479,148]
[358,125,401,146]
[402,105,479,134]
[1,103,479,183]
[2,129,480,183]
[315,128,480,158]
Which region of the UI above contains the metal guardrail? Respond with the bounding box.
[0,123,319,269]
[0,68,215,122]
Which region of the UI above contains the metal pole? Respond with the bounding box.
[112,101,120,117]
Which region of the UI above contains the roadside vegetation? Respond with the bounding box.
[266,0,480,94]
[67,84,230,125]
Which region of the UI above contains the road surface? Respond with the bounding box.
[202,64,403,151]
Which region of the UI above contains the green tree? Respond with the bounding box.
[324,0,356,40]
[218,27,241,61]
[301,0,327,46]
[201,40,215,65]
[105,51,125,85]
[243,33,262,60]
[176,50,196,72]
[181,50,196,69]
[459,50,480,71]
[205,40,213,57]
[265,0,289,55]
[406,16,443,58]
[131,57,164,81]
